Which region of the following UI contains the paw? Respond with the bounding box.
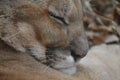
[26,43,46,62]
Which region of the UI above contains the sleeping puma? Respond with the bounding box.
[0,0,89,74]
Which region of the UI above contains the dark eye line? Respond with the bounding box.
[49,12,68,25]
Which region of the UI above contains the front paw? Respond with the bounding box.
[26,44,46,62]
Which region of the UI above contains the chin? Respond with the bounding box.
[58,66,77,75]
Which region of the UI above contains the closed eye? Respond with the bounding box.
[49,11,68,25]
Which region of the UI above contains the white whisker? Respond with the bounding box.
[2,30,21,40]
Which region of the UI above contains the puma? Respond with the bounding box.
[0,0,89,75]
[1,0,119,80]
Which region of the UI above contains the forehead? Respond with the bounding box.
[48,0,83,18]
[48,0,82,12]
[48,0,74,11]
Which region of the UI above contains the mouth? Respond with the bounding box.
[45,49,85,75]
[46,54,77,75]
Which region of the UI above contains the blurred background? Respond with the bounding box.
[83,0,120,47]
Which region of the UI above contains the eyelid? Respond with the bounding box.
[49,11,68,25]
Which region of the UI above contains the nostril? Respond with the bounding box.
[71,51,78,62]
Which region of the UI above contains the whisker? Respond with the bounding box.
[2,30,21,40]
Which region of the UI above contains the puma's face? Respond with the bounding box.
[45,0,88,75]
[14,0,81,48]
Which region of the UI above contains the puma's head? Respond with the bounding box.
[0,0,89,75]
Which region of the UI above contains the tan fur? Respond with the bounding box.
[1,1,119,80]
[74,44,120,80]
[0,40,78,80]
[0,0,89,75]
[0,40,120,80]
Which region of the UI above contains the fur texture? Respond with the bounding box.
[0,0,89,74]
[74,44,120,80]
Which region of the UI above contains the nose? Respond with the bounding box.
[71,48,89,62]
